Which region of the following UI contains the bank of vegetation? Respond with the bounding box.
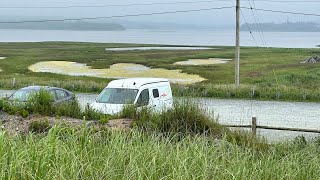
[0,42,320,102]
[174,84,320,102]
[0,127,319,179]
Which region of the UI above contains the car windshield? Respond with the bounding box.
[97,88,139,104]
[9,89,36,102]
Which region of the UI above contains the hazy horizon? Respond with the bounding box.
[0,0,319,28]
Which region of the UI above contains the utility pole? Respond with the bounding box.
[235,0,240,87]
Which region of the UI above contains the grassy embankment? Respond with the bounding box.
[0,90,320,179]
[0,42,320,101]
[0,128,319,179]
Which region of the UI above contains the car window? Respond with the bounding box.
[152,89,159,98]
[49,90,56,100]
[136,89,149,107]
[9,90,35,101]
[55,90,68,100]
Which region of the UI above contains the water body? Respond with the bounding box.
[106,47,214,51]
[174,58,232,65]
[1,90,319,141]
[28,61,206,84]
[0,29,319,48]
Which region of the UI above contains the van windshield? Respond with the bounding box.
[96,88,139,104]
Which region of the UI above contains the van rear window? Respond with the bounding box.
[153,89,159,98]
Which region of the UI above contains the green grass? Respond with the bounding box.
[0,127,319,179]
[0,42,320,101]
[120,101,226,137]
[174,84,320,102]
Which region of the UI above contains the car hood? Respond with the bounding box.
[90,102,126,115]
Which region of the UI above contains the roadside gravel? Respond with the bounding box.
[0,111,133,135]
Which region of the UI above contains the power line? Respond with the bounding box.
[251,0,268,47]
[247,0,268,47]
[242,7,320,17]
[240,9,259,47]
[247,0,264,46]
[0,6,235,24]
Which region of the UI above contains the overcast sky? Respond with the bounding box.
[0,0,319,26]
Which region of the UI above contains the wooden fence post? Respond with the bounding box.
[12,78,16,88]
[252,117,257,136]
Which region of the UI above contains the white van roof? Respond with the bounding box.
[107,78,169,89]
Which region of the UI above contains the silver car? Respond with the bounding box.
[8,86,74,104]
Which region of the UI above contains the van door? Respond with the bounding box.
[150,88,161,110]
[135,89,150,107]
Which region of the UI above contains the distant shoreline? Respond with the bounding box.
[241,22,320,32]
[0,21,126,31]
[0,28,126,32]
[0,29,318,48]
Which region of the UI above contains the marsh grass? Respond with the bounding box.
[1,42,320,101]
[0,127,318,179]
[117,101,268,150]
[173,83,320,102]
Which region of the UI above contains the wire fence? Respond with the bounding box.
[224,117,320,136]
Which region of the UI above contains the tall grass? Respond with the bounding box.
[118,101,268,150]
[120,101,226,137]
[173,84,320,102]
[0,127,319,179]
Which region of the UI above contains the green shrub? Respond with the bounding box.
[158,101,226,136]
[0,99,4,110]
[128,101,227,137]
[29,119,51,133]
[83,104,104,121]
[2,102,25,115]
[119,105,141,119]
[2,101,12,113]
[19,109,29,118]
[55,98,82,118]
[27,89,54,115]
[98,115,114,125]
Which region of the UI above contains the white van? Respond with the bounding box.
[91,78,173,115]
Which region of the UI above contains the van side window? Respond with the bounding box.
[136,89,149,107]
[152,89,159,98]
